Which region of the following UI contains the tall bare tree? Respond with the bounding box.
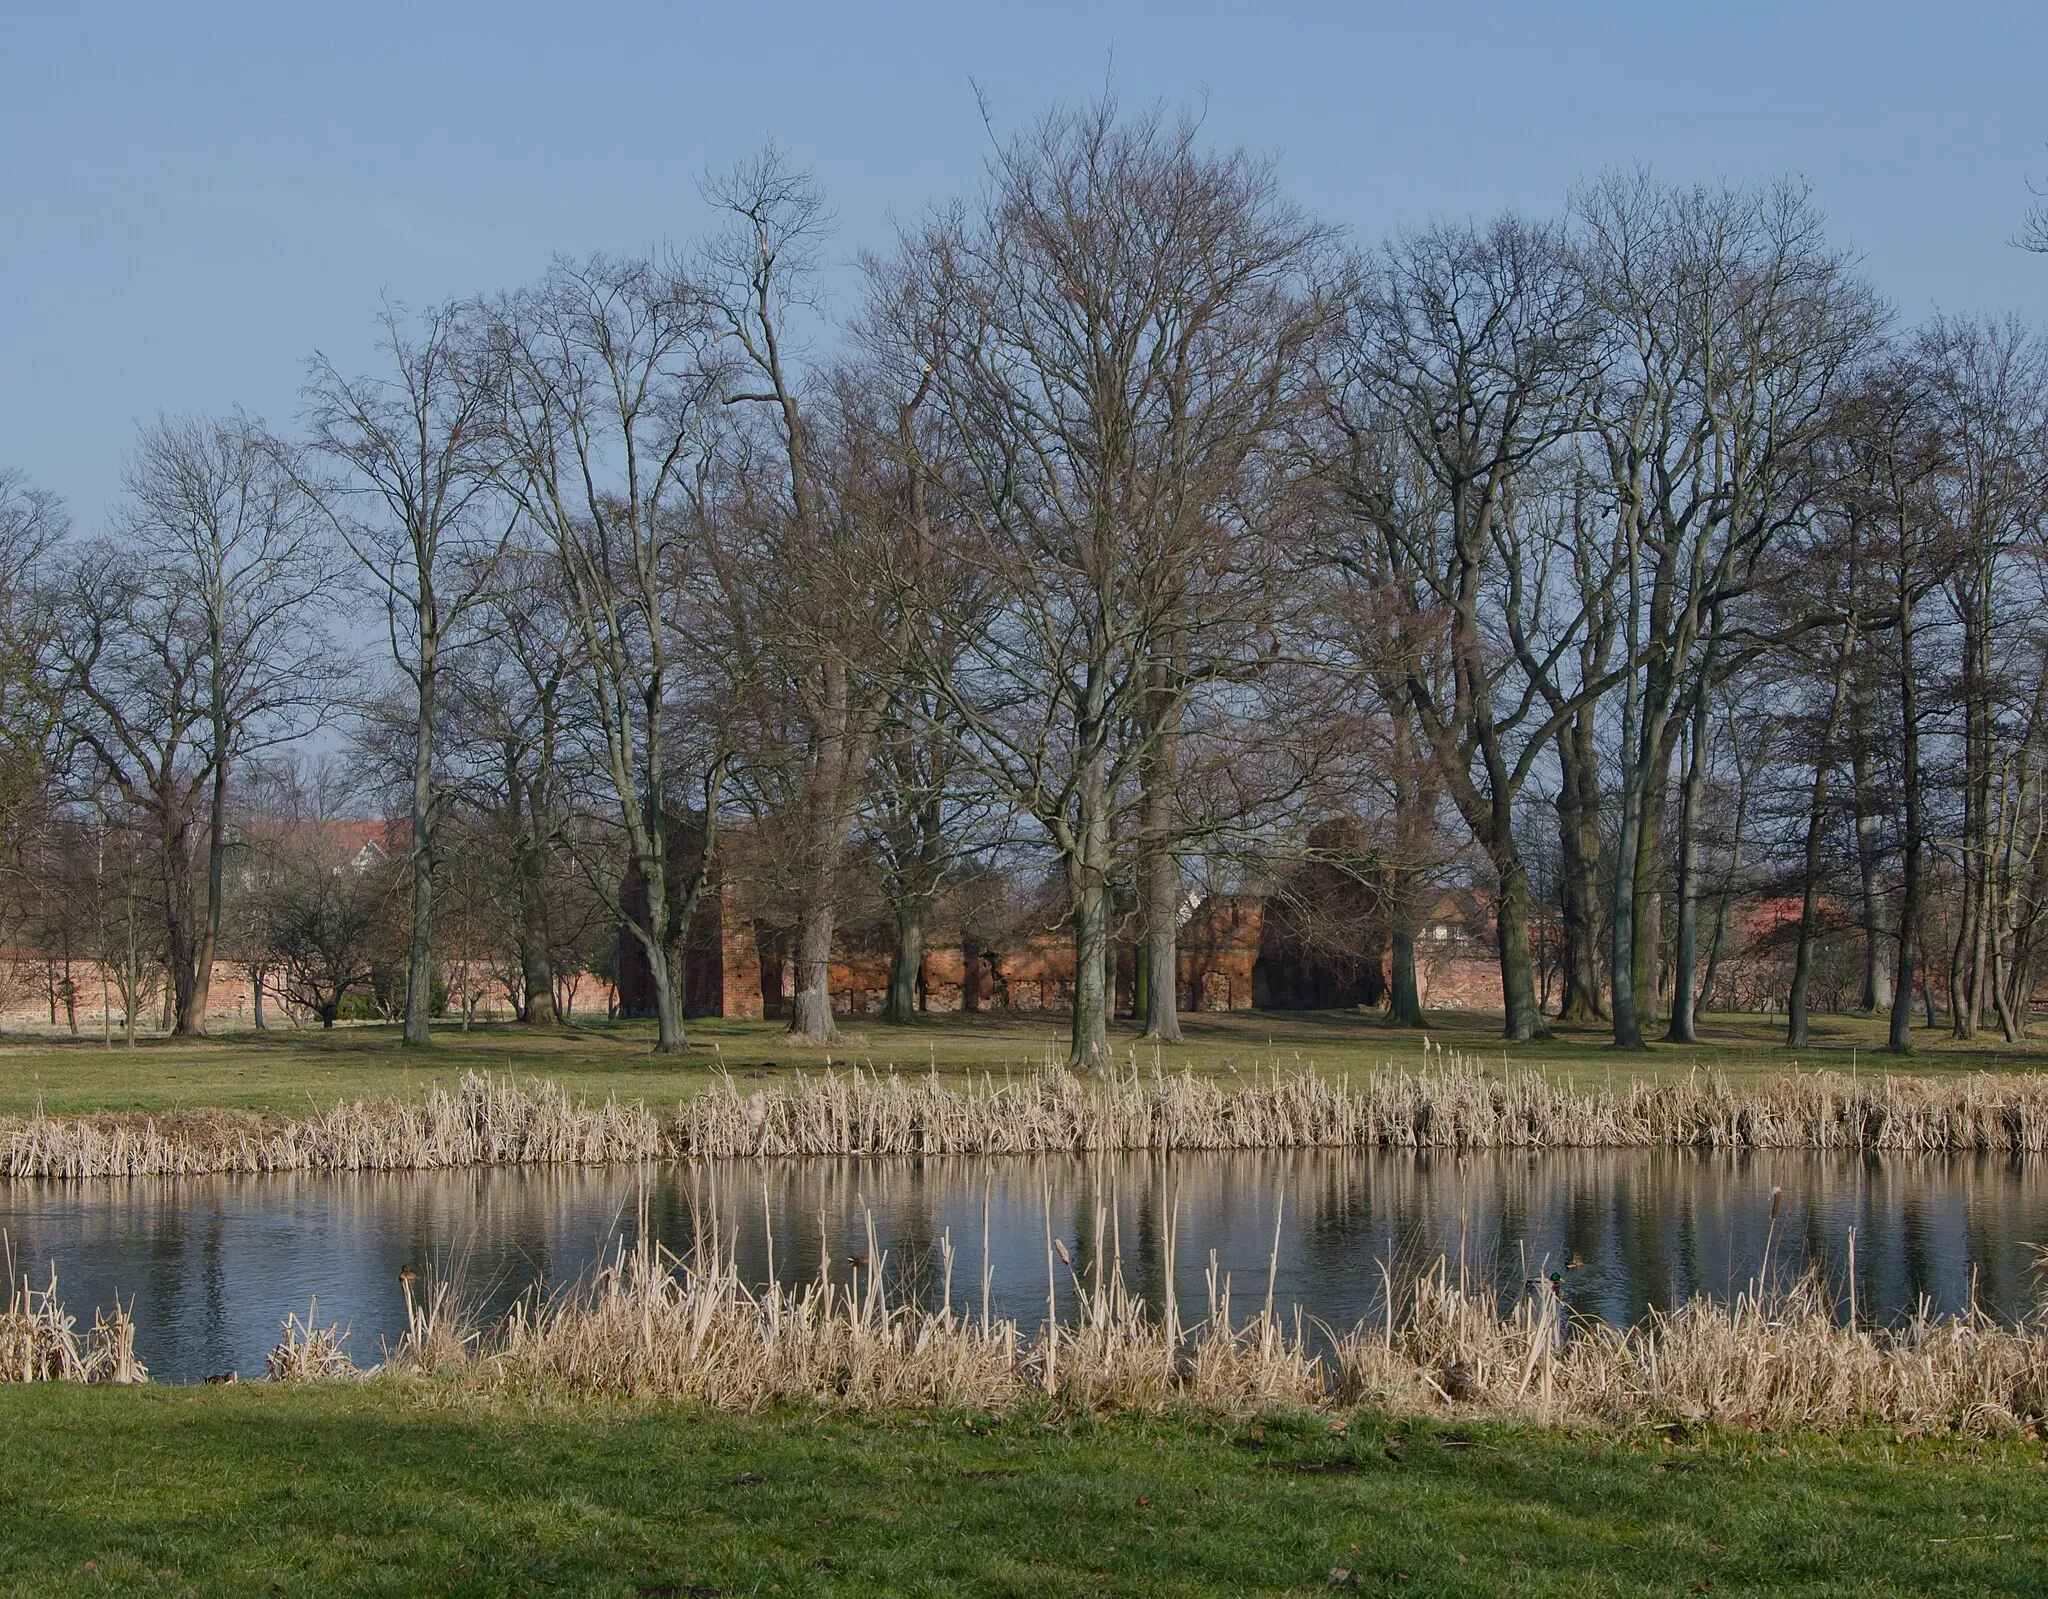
[1317,216,1599,1042]
[493,254,727,1053]
[1574,175,1882,1047]
[868,96,1328,1067]
[1912,317,2048,1038]
[0,472,65,877]
[700,151,901,1045]
[302,303,508,1047]
[438,548,577,1025]
[54,417,338,1034]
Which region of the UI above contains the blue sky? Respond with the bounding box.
[4,0,2043,525]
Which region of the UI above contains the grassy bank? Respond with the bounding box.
[1,1384,2042,1597]
[2,1007,2042,1119]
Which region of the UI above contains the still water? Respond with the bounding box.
[5,1147,2045,1384]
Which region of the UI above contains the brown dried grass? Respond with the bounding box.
[266,1301,357,1382]
[1,1256,145,1384]
[5,1072,663,1178]
[413,1239,2048,1434]
[1329,1263,2048,1433]
[13,1054,2048,1178]
[676,1052,2048,1158]
[10,1218,2047,1430]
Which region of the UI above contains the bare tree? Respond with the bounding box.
[1912,317,2048,1038]
[1826,358,1959,1050]
[1573,175,1883,1046]
[302,303,509,1047]
[492,253,727,1053]
[0,473,65,870]
[1316,216,1599,1042]
[245,760,403,1028]
[868,96,1328,1067]
[699,152,902,1045]
[53,417,338,1034]
[438,548,578,1025]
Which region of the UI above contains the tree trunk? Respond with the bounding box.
[1066,727,1114,1070]
[162,810,204,1036]
[1789,627,1855,1046]
[885,902,925,1024]
[1665,698,1710,1043]
[1071,873,1112,1071]
[1612,633,1684,1045]
[1141,838,1181,1042]
[516,830,557,1027]
[1495,856,1544,1042]
[1952,566,1992,1039]
[1631,782,1665,1026]
[787,689,874,1046]
[1554,710,1604,1022]
[644,921,685,1054]
[620,831,687,1055]
[1992,946,2021,1043]
[182,705,232,1038]
[252,966,266,1030]
[1889,599,1922,1054]
[1388,923,1425,1027]
[1609,762,1647,1049]
[1447,775,1546,1041]
[1700,721,1756,1016]
[1849,672,1893,1012]
[1136,649,1182,1043]
[1786,779,1828,1049]
[790,897,840,1044]
[403,636,437,1048]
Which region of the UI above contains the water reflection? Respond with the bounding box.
[4,1147,2045,1384]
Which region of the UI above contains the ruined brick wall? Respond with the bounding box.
[964,931,1076,1014]
[739,894,1263,1022]
[0,958,271,1031]
[1413,951,1504,1011]
[1176,896,1261,1012]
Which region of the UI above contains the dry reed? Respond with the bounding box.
[469,1225,1324,1414]
[1,1261,145,1383]
[11,1229,2048,1430]
[14,1054,2048,1179]
[266,1301,358,1381]
[675,1052,2048,1158]
[5,1072,663,1179]
[1329,1263,2048,1432]
[405,1242,2048,1434]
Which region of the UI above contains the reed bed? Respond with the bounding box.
[1330,1264,2048,1432]
[17,1226,2048,1431]
[278,1239,2048,1434]
[1,1262,144,1383]
[5,1072,663,1178]
[266,1301,357,1382]
[381,1221,1327,1416]
[11,1050,2048,1179]
[676,1052,2048,1157]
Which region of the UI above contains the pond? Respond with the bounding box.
[5,1147,2045,1384]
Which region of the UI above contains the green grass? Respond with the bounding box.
[3,1006,2044,1118]
[0,1384,2042,1596]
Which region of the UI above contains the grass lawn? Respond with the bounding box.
[2,1384,2044,1597]
[2,1006,2044,1119]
